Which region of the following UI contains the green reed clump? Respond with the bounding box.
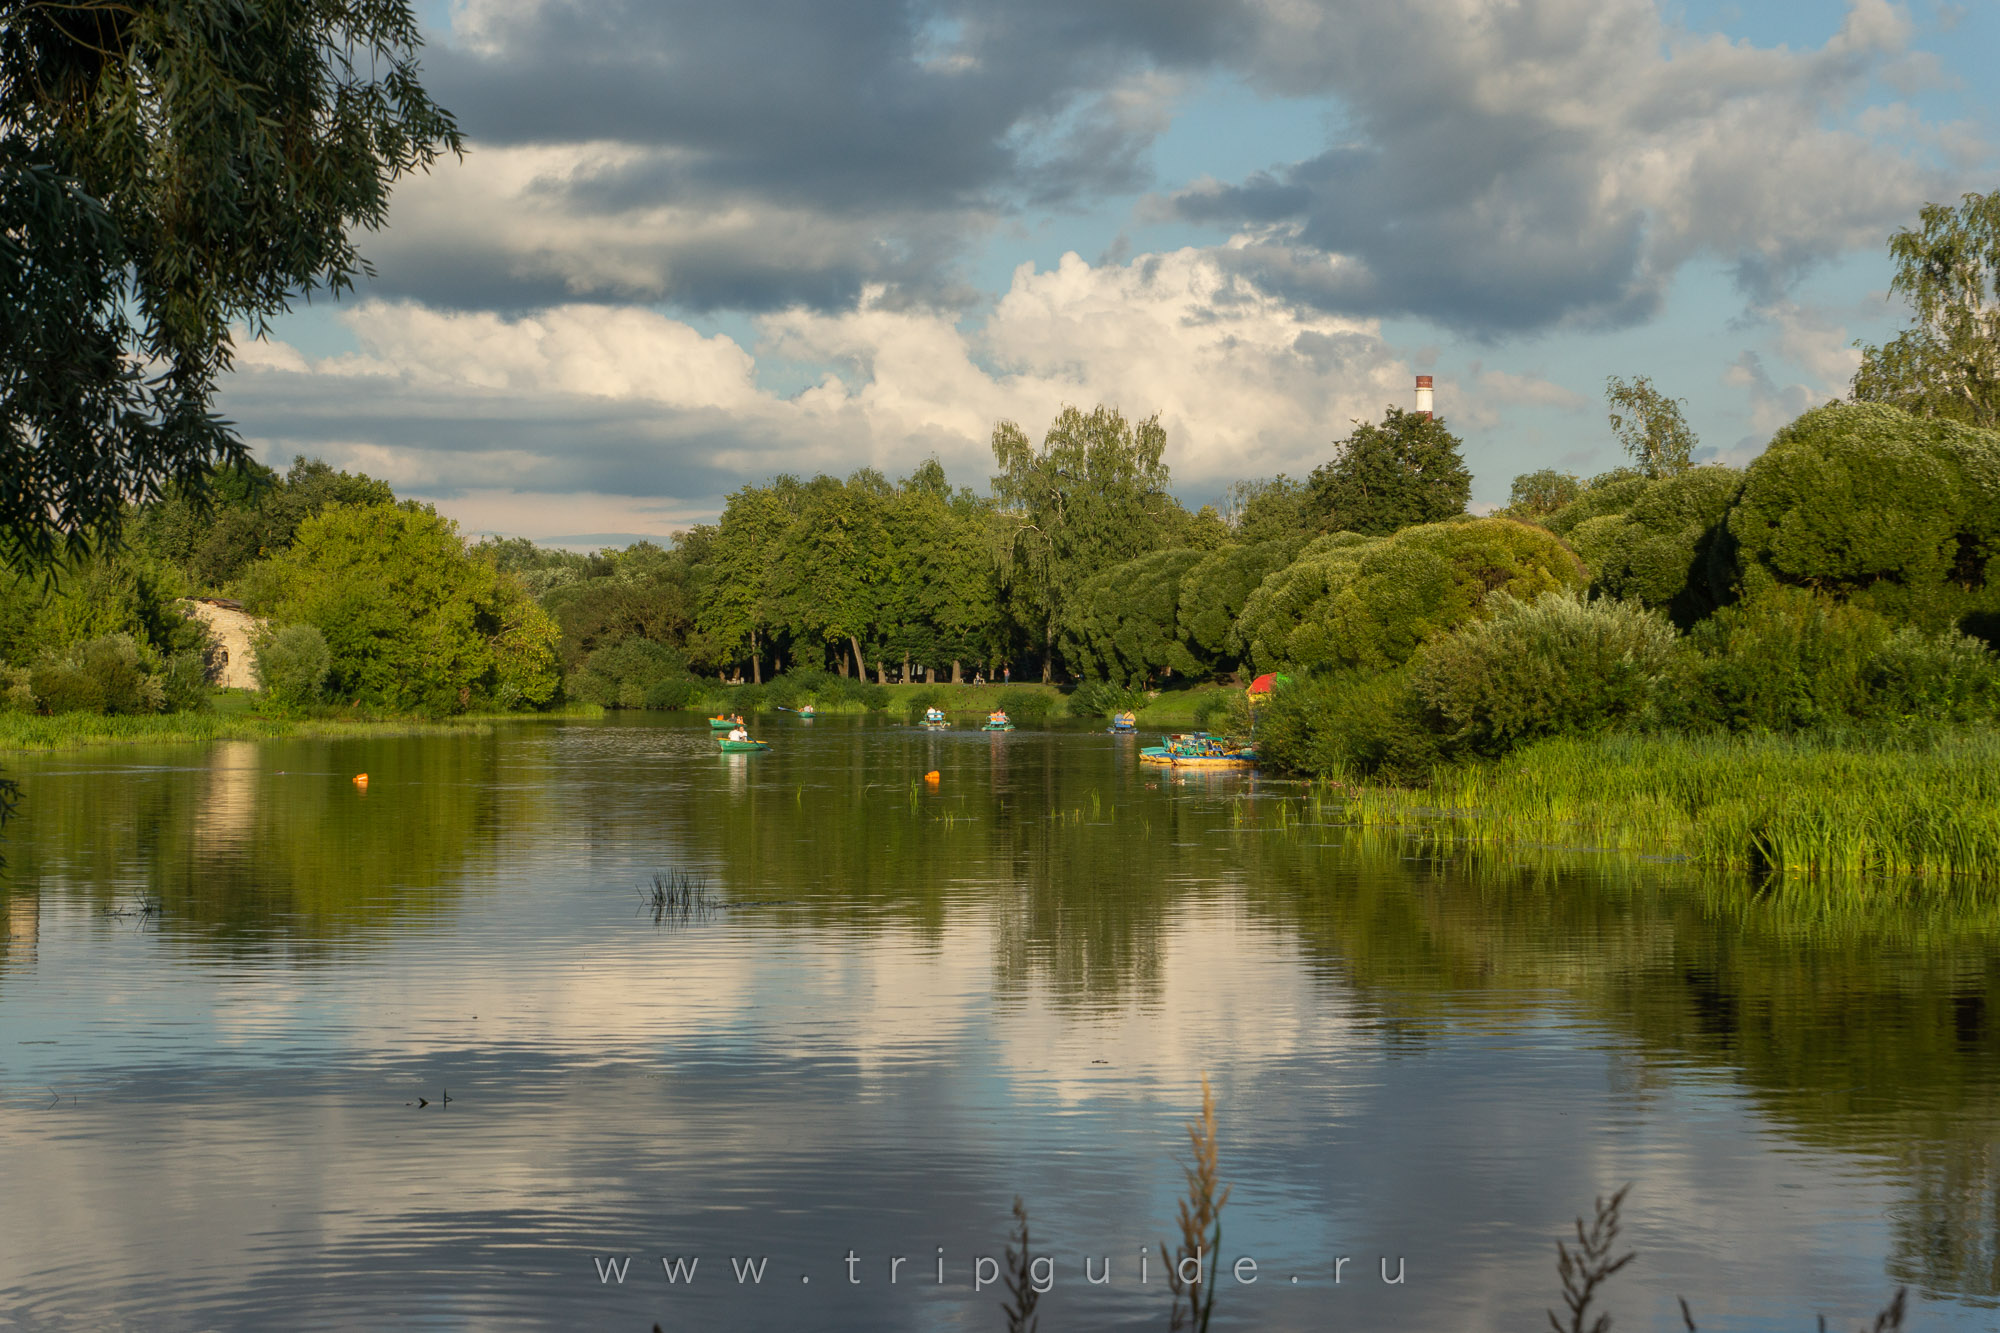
[1293,730,2000,883]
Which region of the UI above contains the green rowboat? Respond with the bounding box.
[717,738,769,752]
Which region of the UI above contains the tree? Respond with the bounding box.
[1722,402,2000,643]
[1222,476,1309,543]
[1605,375,1697,478]
[1851,189,2000,428]
[1507,469,1585,519]
[990,404,1180,680]
[0,0,460,564]
[1300,406,1471,536]
[244,503,559,712]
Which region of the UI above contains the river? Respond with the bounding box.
[0,714,1994,1330]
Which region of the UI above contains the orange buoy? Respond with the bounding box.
[352,773,369,788]
[923,770,940,784]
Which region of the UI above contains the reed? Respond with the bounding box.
[639,869,716,924]
[1162,1073,1229,1333]
[1277,730,2000,885]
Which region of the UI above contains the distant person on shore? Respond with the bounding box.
[1003,666,1010,684]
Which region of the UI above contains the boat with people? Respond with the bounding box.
[797,704,816,718]
[718,721,768,752]
[923,706,949,728]
[709,714,745,730]
[1108,710,1138,732]
[1140,731,1255,769]
[982,710,1015,732]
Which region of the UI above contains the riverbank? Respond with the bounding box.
[1296,730,2000,883]
[0,699,604,752]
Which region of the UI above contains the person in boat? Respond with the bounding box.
[988,709,1010,725]
[727,724,749,743]
[925,707,946,723]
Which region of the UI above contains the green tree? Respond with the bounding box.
[1175,537,1309,678]
[1565,467,1742,627]
[990,405,1179,680]
[1852,189,2000,428]
[245,503,558,712]
[1507,469,1585,519]
[0,0,460,564]
[1058,547,1206,686]
[1605,375,1697,478]
[1222,476,1310,543]
[1235,518,1586,674]
[1722,401,2000,643]
[1300,406,1471,535]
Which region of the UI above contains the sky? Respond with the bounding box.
[217,0,2000,547]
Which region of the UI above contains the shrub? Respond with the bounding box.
[251,624,332,709]
[1254,667,1443,783]
[0,664,35,713]
[1411,591,1680,754]
[28,635,163,715]
[568,636,689,709]
[1070,680,1147,718]
[1681,589,1894,732]
[1541,475,1651,538]
[1861,626,2000,726]
[1724,402,2000,641]
[642,677,705,710]
[1577,466,1741,627]
[996,686,1055,722]
[159,649,212,713]
[905,686,944,721]
[1236,517,1587,674]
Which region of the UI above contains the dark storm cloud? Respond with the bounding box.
[364,0,1247,311]
[363,0,1961,332]
[1163,0,1949,334]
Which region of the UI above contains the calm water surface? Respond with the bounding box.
[0,715,1995,1331]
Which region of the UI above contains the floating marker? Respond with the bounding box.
[353,773,369,788]
[924,770,940,784]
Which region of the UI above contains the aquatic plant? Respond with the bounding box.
[1162,1073,1229,1333]
[1001,1196,1041,1333]
[638,869,716,924]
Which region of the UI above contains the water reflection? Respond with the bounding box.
[0,715,1994,1328]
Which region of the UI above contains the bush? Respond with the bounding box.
[0,664,33,713]
[252,624,332,709]
[1069,680,1147,718]
[1861,626,2000,726]
[568,636,690,708]
[1236,517,1587,674]
[1411,591,1680,754]
[995,686,1055,722]
[1254,667,1443,783]
[905,686,944,721]
[1724,402,2000,641]
[1580,467,1741,625]
[1681,589,1894,732]
[159,649,212,713]
[642,677,706,710]
[29,635,164,715]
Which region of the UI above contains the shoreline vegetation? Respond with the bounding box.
[0,698,603,753]
[1267,729,2000,886]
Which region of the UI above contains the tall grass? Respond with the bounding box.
[1285,730,2000,884]
[0,706,593,752]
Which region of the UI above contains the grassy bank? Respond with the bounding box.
[1291,730,2000,883]
[0,700,603,752]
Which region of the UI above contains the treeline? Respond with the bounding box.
[506,402,1477,707]
[1257,402,2000,779]
[0,459,560,718]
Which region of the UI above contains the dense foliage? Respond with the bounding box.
[244,504,560,714]
[1259,400,2000,781]
[1850,188,2000,429]
[1299,406,1471,535]
[0,0,459,564]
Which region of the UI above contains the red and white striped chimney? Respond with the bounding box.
[1415,375,1434,419]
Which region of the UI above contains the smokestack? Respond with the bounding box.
[1415,375,1434,419]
